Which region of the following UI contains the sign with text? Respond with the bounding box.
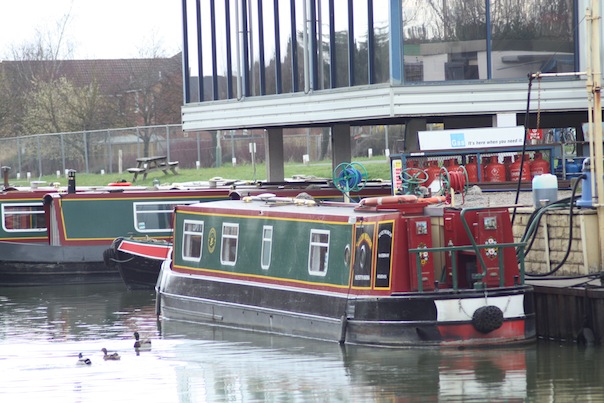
[418,126,525,151]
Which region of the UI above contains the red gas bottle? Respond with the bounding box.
[425,160,440,186]
[465,155,479,183]
[510,154,531,182]
[485,156,506,182]
[446,158,460,172]
[481,156,491,181]
[530,151,550,178]
[503,155,513,181]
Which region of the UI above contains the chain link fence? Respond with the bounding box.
[0,124,399,180]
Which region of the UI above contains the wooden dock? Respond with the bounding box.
[528,277,604,344]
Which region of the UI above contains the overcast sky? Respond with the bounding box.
[0,0,183,60]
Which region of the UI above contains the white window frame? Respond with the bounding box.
[133,200,198,233]
[260,225,273,270]
[182,219,204,262]
[308,229,330,276]
[1,202,46,233]
[220,223,239,266]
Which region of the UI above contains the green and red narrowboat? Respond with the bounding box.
[0,187,232,286]
[157,194,535,347]
[104,183,392,290]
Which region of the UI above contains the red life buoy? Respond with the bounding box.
[108,182,131,186]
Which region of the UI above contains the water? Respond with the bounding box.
[1,283,603,402]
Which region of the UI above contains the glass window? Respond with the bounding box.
[260,225,273,269]
[182,220,204,261]
[221,223,239,265]
[490,0,576,79]
[2,203,46,232]
[308,229,329,276]
[134,201,198,233]
[373,0,390,84]
[402,0,486,82]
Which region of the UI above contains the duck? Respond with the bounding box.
[101,348,121,360]
[77,352,92,365]
[133,331,152,350]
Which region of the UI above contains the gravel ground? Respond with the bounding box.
[451,185,575,209]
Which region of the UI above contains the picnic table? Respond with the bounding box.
[127,156,179,182]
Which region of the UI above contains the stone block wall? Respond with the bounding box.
[512,207,599,276]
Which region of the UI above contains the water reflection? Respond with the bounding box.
[0,284,603,402]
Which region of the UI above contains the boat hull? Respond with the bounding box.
[107,238,170,290]
[157,266,536,347]
[0,242,119,286]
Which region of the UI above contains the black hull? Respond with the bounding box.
[0,242,120,287]
[157,268,536,347]
[107,243,163,290]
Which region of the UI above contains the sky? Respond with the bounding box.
[0,0,183,60]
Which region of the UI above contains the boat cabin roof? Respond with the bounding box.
[180,195,445,220]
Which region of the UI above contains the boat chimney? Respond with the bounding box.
[67,170,77,194]
[1,166,10,189]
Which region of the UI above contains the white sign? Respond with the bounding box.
[418,126,525,151]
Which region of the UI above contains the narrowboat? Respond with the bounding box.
[104,183,392,290]
[156,194,536,347]
[0,187,233,286]
[106,236,172,290]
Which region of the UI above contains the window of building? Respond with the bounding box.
[260,225,273,270]
[308,229,330,276]
[2,203,46,232]
[221,223,239,265]
[182,220,204,261]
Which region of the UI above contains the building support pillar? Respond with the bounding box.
[265,128,284,182]
[331,124,352,174]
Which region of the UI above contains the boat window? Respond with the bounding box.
[133,201,198,233]
[260,225,273,270]
[220,223,239,266]
[182,220,204,261]
[2,203,46,232]
[308,230,330,276]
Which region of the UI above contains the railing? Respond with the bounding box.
[409,242,527,292]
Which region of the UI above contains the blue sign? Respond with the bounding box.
[450,133,466,148]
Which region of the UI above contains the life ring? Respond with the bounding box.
[108,182,131,186]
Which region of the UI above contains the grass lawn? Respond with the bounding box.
[9,158,394,188]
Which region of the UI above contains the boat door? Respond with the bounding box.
[407,217,435,291]
[475,210,518,287]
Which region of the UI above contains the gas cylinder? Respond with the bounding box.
[485,156,506,182]
[510,154,531,182]
[503,155,513,181]
[530,151,550,178]
[482,156,491,180]
[446,158,459,172]
[465,155,479,182]
[425,160,440,186]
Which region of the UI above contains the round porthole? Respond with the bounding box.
[344,244,351,265]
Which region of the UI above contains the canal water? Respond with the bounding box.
[0,283,603,403]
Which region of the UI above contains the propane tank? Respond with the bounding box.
[425,160,440,187]
[446,158,459,172]
[530,151,550,178]
[465,155,479,182]
[482,156,491,181]
[503,155,513,181]
[510,154,531,182]
[485,156,506,182]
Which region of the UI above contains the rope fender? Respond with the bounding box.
[471,305,504,334]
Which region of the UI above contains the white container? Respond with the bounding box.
[532,173,558,208]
